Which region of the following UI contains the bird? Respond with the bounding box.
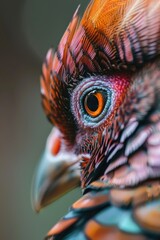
[32,0,160,239]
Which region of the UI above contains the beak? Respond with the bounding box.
[31,128,81,212]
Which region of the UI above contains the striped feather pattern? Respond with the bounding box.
[36,1,160,239]
[40,0,160,139]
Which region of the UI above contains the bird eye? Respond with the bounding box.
[71,78,113,127]
[83,91,106,118]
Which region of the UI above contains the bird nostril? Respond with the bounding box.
[47,128,62,156]
[51,136,61,156]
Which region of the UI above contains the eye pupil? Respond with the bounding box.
[84,90,106,118]
[86,94,99,112]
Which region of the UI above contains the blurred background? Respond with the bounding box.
[0,0,88,239]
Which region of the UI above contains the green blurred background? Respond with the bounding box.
[0,1,88,239]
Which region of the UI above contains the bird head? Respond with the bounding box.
[32,0,160,212]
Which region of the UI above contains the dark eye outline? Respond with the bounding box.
[71,77,114,128]
[83,90,107,118]
[80,86,112,125]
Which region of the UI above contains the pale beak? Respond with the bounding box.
[31,128,80,212]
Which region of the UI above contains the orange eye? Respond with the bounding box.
[84,91,105,118]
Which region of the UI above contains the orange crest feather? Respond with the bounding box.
[41,0,160,138]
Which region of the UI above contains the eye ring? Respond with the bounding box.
[84,91,106,118]
[71,77,114,127]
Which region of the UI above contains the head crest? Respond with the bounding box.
[41,0,160,142]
